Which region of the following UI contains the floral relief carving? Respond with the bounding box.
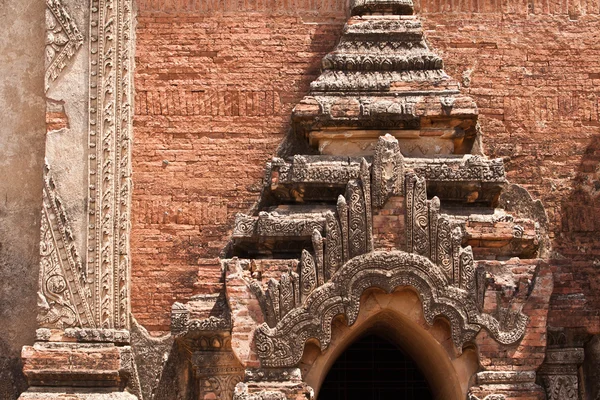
[38,165,94,329]
[45,0,84,91]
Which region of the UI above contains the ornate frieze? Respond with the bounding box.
[411,155,506,183]
[233,212,326,239]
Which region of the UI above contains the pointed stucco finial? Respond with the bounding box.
[350,0,414,15]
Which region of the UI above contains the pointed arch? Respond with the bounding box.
[300,289,479,399]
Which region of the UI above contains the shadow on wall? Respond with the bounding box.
[0,338,28,399]
[558,134,600,258]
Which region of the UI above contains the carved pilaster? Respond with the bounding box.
[86,0,134,331]
[539,348,584,400]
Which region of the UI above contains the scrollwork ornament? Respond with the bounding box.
[324,211,343,280]
[347,180,367,258]
[300,250,317,302]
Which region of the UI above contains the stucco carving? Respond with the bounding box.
[254,251,528,367]
[86,0,134,330]
[233,383,287,400]
[39,165,94,329]
[38,0,135,333]
[45,0,84,91]
[372,134,404,208]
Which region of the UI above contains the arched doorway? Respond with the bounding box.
[299,289,479,400]
[319,333,433,399]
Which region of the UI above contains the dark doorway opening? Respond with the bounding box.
[318,333,434,400]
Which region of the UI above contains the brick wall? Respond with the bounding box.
[132,0,600,332]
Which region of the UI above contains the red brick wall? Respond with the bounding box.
[132,3,348,330]
[132,0,600,332]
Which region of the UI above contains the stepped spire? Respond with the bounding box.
[292,1,479,157]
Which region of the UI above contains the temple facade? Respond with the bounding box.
[2,0,600,399]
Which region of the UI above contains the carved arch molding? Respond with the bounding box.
[254,251,527,368]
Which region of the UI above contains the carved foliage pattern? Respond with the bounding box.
[86,0,134,330]
[39,166,94,329]
[347,180,367,258]
[45,0,84,91]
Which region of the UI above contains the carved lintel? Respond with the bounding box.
[476,371,536,385]
[258,212,325,237]
[289,155,360,184]
[411,155,506,184]
[64,328,130,344]
[337,195,350,264]
[244,368,303,383]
